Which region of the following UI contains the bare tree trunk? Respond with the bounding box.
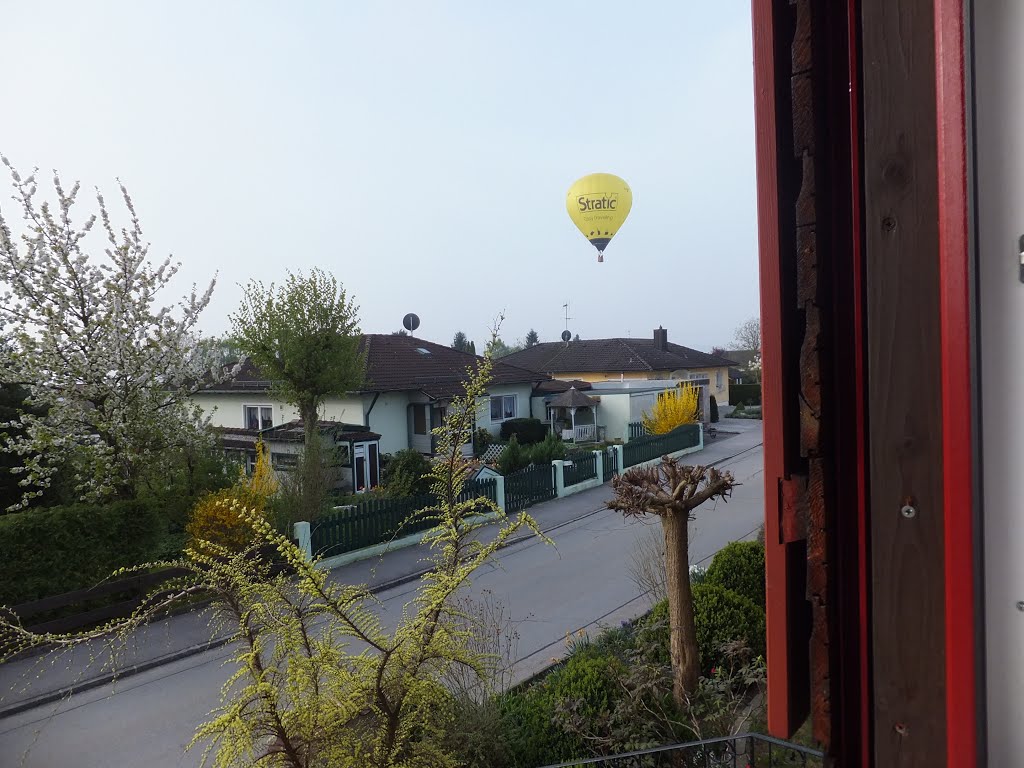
[662,510,699,704]
[299,402,318,447]
[298,401,326,521]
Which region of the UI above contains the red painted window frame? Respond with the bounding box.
[750,0,796,738]
[935,0,978,765]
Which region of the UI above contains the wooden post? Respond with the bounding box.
[861,1,947,765]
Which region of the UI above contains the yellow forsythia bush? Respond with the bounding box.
[641,382,700,434]
[186,440,278,554]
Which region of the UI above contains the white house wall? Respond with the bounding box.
[319,396,366,424]
[192,393,298,429]
[192,392,364,430]
[629,392,659,423]
[364,392,411,456]
[595,393,632,443]
[530,396,550,424]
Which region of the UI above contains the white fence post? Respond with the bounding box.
[552,460,567,497]
[593,450,605,484]
[293,521,312,560]
[494,475,506,512]
[698,423,704,451]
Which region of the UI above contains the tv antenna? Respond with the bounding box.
[562,301,573,331]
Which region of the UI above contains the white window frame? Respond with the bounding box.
[716,369,723,389]
[244,404,274,431]
[489,394,517,422]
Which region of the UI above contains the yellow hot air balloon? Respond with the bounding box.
[566,173,632,262]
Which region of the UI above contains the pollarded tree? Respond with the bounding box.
[231,269,365,445]
[0,158,216,509]
[608,460,736,706]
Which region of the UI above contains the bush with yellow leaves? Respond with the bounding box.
[641,382,700,435]
[186,440,278,554]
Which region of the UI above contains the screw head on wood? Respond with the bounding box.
[900,504,917,519]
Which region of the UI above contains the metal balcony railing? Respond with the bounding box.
[536,732,824,768]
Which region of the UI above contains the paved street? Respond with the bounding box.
[0,423,763,767]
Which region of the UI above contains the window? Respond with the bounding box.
[271,452,298,471]
[413,404,428,435]
[716,370,723,389]
[245,405,274,430]
[490,395,516,422]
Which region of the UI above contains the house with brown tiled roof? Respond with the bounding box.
[191,334,548,489]
[502,327,738,405]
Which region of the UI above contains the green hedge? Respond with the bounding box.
[692,584,765,673]
[499,647,624,766]
[0,500,165,607]
[499,418,547,446]
[643,584,765,675]
[705,540,766,609]
[729,383,762,406]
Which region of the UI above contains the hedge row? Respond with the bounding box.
[0,500,165,607]
[641,583,765,675]
[729,383,762,406]
[705,540,766,609]
[499,418,547,445]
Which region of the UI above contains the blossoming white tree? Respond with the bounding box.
[0,157,216,509]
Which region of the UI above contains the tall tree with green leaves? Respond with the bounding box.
[231,269,365,445]
[451,330,471,353]
[485,336,522,359]
[524,329,540,347]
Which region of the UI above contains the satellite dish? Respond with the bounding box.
[561,329,572,343]
[402,313,420,332]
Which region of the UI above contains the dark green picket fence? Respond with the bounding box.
[505,464,556,513]
[563,450,597,487]
[311,478,497,558]
[622,423,702,469]
[602,448,618,479]
[628,421,650,440]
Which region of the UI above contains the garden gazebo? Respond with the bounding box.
[547,386,599,443]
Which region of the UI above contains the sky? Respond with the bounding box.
[0,1,758,353]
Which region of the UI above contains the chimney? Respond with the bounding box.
[653,326,668,351]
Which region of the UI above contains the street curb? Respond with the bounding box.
[0,439,762,720]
